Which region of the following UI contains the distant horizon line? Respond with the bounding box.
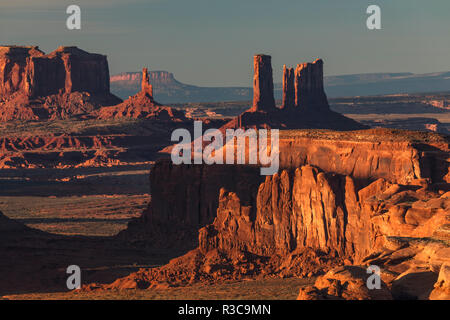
[110,69,450,87]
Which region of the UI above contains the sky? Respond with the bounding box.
[1,0,449,86]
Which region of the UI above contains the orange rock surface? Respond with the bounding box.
[106,129,449,299]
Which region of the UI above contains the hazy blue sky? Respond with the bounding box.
[1,0,449,86]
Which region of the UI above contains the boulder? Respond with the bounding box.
[429,263,450,300]
[297,266,392,300]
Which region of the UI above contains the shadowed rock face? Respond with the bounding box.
[0,46,110,98]
[0,46,122,121]
[0,46,45,98]
[28,46,110,97]
[226,54,366,131]
[122,129,449,252]
[294,59,328,110]
[112,133,449,294]
[251,54,276,112]
[199,167,448,262]
[281,65,295,109]
[108,129,448,298]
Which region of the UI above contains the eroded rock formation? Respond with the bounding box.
[250,54,276,112]
[109,129,449,299]
[0,45,121,121]
[97,68,187,121]
[281,65,295,109]
[0,46,110,98]
[294,59,329,110]
[0,46,44,98]
[123,129,449,249]
[225,54,366,131]
[141,68,153,97]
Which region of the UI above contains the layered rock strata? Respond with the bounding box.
[123,129,449,251]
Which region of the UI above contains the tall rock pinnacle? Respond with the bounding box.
[294,59,329,111]
[281,65,295,109]
[251,54,276,112]
[141,67,153,97]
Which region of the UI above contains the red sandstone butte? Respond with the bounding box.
[250,54,276,112]
[0,46,44,98]
[97,68,187,121]
[281,65,295,109]
[0,46,110,98]
[224,54,366,131]
[0,45,121,121]
[294,59,328,110]
[141,67,153,97]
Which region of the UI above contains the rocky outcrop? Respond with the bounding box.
[0,133,168,169]
[112,158,448,295]
[199,166,368,259]
[201,166,449,261]
[141,68,153,97]
[281,65,295,109]
[224,54,366,131]
[109,128,449,298]
[0,45,121,121]
[122,161,264,249]
[429,263,450,300]
[0,46,110,98]
[294,59,328,110]
[0,46,44,98]
[250,55,276,112]
[277,129,450,185]
[97,68,187,121]
[26,46,110,97]
[297,266,392,300]
[0,91,122,122]
[123,129,449,250]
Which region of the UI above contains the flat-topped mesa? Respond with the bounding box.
[250,54,276,112]
[281,64,295,109]
[141,68,153,97]
[0,46,44,98]
[295,58,329,111]
[26,46,110,97]
[0,45,110,99]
